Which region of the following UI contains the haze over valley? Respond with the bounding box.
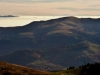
[0,16,65,27]
[0,16,100,27]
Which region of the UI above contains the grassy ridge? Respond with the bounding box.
[0,61,51,75]
[51,68,81,75]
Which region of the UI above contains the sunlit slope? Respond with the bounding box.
[0,61,51,75]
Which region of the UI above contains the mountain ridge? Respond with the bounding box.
[0,16,100,70]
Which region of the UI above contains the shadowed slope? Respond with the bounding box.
[0,16,100,70]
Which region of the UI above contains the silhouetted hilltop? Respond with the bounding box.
[80,63,100,75]
[52,62,100,75]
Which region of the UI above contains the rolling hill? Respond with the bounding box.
[0,61,51,75]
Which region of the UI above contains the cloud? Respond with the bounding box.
[89,5,100,7]
[0,0,100,16]
[0,0,74,3]
[0,0,32,3]
[31,0,73,3]
[56,7,100,11]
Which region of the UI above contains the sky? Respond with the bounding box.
[0,0,100,16]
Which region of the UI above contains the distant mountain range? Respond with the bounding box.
[0,15,18,17]
[0,16,100,71]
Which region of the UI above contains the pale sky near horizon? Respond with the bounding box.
[0,0,100,16]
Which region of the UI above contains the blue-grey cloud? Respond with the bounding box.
[56,7,100,11]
